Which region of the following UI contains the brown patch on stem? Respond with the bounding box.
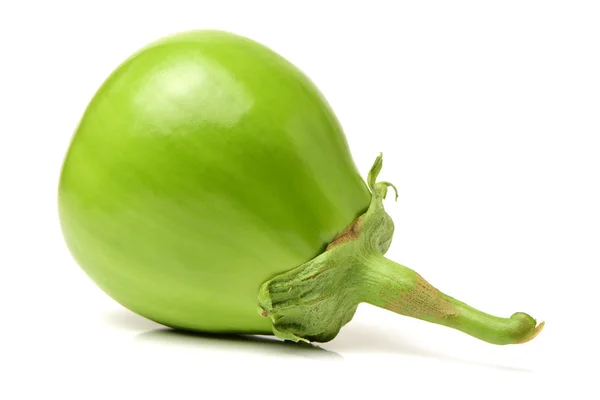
[326,215,365,251]
[384,274,458,320]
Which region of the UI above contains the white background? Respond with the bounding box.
[1,1,598,398]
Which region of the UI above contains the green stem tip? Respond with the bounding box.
[258,154,543,345]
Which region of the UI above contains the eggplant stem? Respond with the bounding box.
[361,254,544,345]
[258,154,543,345]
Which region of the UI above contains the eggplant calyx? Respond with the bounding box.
[257,155,543,345]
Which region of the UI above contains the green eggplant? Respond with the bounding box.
[59,30,543,345]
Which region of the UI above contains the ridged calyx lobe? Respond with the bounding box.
[257,154,396,342]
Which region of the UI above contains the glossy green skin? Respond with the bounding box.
[59,31,370,333]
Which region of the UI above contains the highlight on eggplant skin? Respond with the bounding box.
[58,30,543,346]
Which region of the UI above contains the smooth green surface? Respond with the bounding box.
[260,155,543,344]
[59,30,370,333]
